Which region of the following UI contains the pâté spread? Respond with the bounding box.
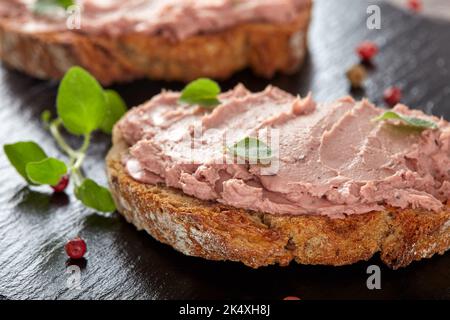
[117,85,450,218]
[0,0,311,40]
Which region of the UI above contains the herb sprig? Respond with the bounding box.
[373,111,438,130]
[179,78,221,109]
[3,66,126,213]
[226,137,273,164]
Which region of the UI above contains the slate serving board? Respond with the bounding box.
[0,0,449,300]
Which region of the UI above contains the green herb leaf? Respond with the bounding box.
[179,78,221,109]
[75,179,116,212]
[57,66,106,136]
[33,0,74,14]
[3,142,47,184]
[26,157,67,186]
[373,111,438,130]
[54,0,74,8]
[41,110,52,125]
[100,90,127,134]
[227,137,273,163]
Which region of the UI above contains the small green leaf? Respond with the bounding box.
[34,0,74,12]
[3,142,47,184]
[401,116,438,129]
[227,137,273,163]
[26,158,67,186]
[75,179,116,212]
[54,0,74,8]
[100,90,127,134]
[41,110,52,125]
[57,66,106,135]
[179,78,221,109]
[373,111,438,130]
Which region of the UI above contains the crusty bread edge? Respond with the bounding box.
[0,3,311,85]
[106,126,450,269]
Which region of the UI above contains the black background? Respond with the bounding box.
[0,0,449,300]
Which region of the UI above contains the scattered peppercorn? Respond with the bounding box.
[408,0,422,12]
[356,41,379,62]
[52,175,69,193]
[65,237,87,259]
[383,86,402,107]
[346,64,368,89]
[283,296,301,300]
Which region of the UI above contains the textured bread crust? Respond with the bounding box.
[0,4,311,85]
[106,127,450,269]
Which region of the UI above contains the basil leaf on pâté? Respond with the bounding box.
[34,0,74,13]
[179,78,221,109]
[227,137,273,163]
[57,66,107,135]
[373,111,438,130]
[3,141,47,184]
[75,179,116,212]
[100,90,127,134]
[26,158,67,186]
[53,0,74,8]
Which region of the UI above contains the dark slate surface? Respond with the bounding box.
[0,0,449,300]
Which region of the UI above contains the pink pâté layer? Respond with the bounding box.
[117,85,450,218]
[0,0,311,40]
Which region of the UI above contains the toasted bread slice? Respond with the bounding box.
[0,3,311,85]
[106,126,450,269]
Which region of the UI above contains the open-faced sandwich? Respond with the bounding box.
[0,0,312,85]
[106,80,450,269]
